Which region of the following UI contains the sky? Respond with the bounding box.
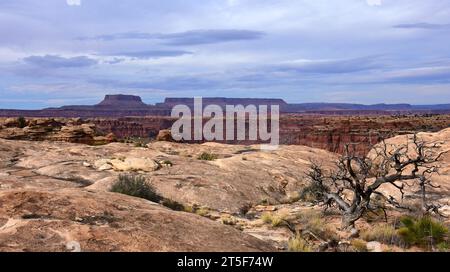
[1,0,450,109]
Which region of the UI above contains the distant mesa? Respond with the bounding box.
[97,94,147,108]
[0,94,450,117]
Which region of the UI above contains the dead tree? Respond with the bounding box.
[306,134,447,229]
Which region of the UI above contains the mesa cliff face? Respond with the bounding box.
[2,114,449,155]
[89,115,450,155]
[96,94,147,108]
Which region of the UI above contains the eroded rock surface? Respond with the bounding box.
[0,189,272,252]
[0,138,337,252]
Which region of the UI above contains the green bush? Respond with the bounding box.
[17,117,27,128]
[299,183,326,202]
[111,174,162,203]
[437,242,449,252]
[198,152,219,161]
[398,216,448,248]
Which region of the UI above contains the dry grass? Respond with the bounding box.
[351,239,368,252]
[221,215,237,226]
[195,207,210,217]
[297,210,338,241]
[360,224,402,246]
[261,212,288,227]
[288,236,313,252]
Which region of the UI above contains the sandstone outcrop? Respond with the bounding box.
[94,157,160,172]
[0,118,116,145]
[156,129,175,142]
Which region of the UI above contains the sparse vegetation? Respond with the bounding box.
[238,203,252,216]
[198,152,219,161]
[134,142,147,148]
[436,242,450,252]
[286,192,301,204]
[288,236,312,252]
[17,116,27,128]
[111,174,162,203]
[398,216,448,249]
[161,198,185,211]
[261,213,273,224]
[261,213,287,227]
[297,210,338,241]
[195,207,210,217]
[351,239,368,252]
[121,137,149,147]
[221,215,237,226]
[299,183,326,203]
[183,205,195,213]
[361,224,402,246]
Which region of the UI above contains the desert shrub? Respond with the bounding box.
[361,224,402,246]
[198,152,218,161]
[436,242,449,252]
[17,117,27,128]
[134,142,147,148]
[351,239,368,252]
[161,198,185,211]
[111,174,162,203]
[299,183,326,203]
[398,216,448,248]
[288,236,312,252]
[238,203,252,216]
[221,215,237,226]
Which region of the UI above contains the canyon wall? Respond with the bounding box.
[88,114,450,155]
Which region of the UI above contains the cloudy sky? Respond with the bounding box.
[1,0,450,109]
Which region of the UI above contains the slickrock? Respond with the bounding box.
[1,128,449,251]
[0,139,338,213]
[0,189,273,252]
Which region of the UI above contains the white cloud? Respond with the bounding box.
[366,0,382,6]
[66,0,81,6]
